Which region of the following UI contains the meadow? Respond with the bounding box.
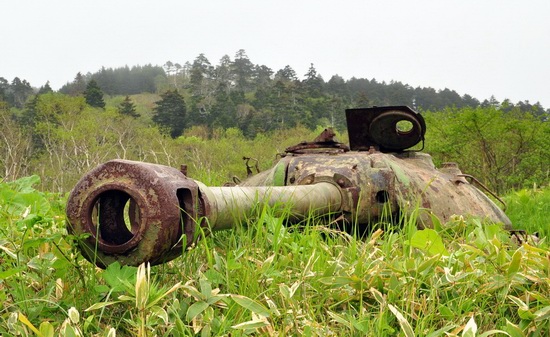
[0,173,548,336]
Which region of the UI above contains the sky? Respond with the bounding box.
[2,0,550,107]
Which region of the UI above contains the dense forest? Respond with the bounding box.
[1,50,549,193]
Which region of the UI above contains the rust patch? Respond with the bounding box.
[66,160,200,268]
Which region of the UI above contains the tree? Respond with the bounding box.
[303,63,324,98]
[10,77,34,108]
[355,92,371,107]
[60,72,88,96]
[214,55,233,90]
[270,79,301,128]
[0,101,32,180]
[327,75,347,96]
[84,79,105,108]
[424,106,549,192]
[118,95,140,117]
[231,49,254,91]
[189,53,213,96]
[187,54,215,126]
[275,65,298,82]
[23,82,55,124]
[38,81,54,95]
[153,90,187,138]
[164,61,175,76]
[210,82,237,129]
[164,61,183,88]
[462,94,480,108]
[0,77,8,102]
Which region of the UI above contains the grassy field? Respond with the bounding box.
[0,176,548,336]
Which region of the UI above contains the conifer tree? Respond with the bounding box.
[84,79,105,108]
[63,72,87,96]
[303,63,324,98]
[10,77,34,108]
[38,81,54,95]
[153,89,187,138]
[118,95,140,117]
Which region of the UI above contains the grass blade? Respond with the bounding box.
[388,304,415,337]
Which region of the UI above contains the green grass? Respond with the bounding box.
[0,177,549,336]
[505,186,550,238]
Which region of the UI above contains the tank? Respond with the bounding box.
[66,106,512,268]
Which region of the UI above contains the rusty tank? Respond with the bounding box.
[66,106,512,268]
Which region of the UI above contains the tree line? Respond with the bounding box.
[3,49,547,137]
[1,49,548,193]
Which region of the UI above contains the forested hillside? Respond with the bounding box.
[1,49,548,193]
[2,50,547,130]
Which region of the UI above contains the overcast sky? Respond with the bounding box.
[2,0,549,107]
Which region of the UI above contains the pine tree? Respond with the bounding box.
[38,81,54,95]
[66,72,87,96]
[211,83,237,128]
[303,63,324,98]
[275,65,297,82]
[118,95,140,117]
[189,53,213,96]
[10,77,34,108]
[84,79,105,108]
[153,89,187,138]
[232,49,254,91]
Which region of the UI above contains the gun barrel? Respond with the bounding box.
[201,183,343,230]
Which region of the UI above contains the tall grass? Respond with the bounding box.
[505,186,550,238]
[0,177,548,336]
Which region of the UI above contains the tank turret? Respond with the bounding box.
[66,106,511,267]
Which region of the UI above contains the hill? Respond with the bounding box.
[2,50,547,129]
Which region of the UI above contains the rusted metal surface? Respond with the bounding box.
[285,127,350,154]
[346,106,425,152]
[457,173,507,211]
[66,160,200,267]
[66,106,513,268]
[242,150,511,229]
[242,157,259,177]
[313,128,337,142]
